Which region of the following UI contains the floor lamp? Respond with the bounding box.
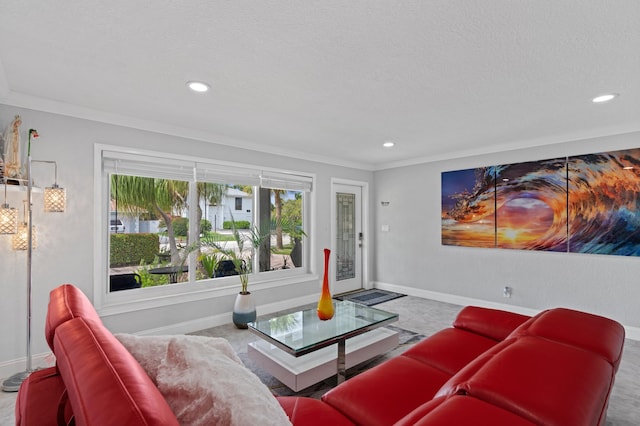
[1,129,66,392]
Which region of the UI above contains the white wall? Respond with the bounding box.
[374,131,640,337]
[0,104,374,377]
[4,101,637,381]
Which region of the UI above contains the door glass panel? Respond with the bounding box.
[336,192,355,281]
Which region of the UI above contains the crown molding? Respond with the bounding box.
[373,125,640,171]
[0,91,375,171]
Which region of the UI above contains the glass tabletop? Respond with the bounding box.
[248,300,398,356]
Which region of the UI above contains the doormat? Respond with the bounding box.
[334,289,405,306]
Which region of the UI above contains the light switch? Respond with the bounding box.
[381,224,390,232]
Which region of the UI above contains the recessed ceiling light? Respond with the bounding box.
[592,93,618,103]
[186,81,210,93]
[383,141,395,148]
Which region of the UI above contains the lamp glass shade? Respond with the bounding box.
[44,186,66,212]
[12,224,36,250]
[0,206,18,234]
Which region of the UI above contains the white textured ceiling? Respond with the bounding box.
[1,1,639,170]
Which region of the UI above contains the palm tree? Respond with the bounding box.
[196,182,226,235]
[111,175,187,264]
[274,190,283,249]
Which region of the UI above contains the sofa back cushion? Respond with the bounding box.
[402,328,498,375]
[45,284,101,350]
[54,317,179,426]
[453,306,530,341]
[322,356,452,426]
[436,336,615,426]
[508,308,625,370]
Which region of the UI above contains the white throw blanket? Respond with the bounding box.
[116,334,292,426]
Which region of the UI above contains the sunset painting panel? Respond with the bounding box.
[441,167,496,247]
[495,158,568,251]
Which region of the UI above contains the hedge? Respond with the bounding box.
[223,220,250,229]
[174,218,214,236]
[110,233,159,267]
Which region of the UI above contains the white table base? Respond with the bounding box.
[247,327,399,392]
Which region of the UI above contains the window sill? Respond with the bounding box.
[98,270,319,317]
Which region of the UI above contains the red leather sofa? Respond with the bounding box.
[16,284,179,425]
[16,284,625,426]
[279,304,626,426]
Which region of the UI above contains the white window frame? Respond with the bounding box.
[93,144,314,313]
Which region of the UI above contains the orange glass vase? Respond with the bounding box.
[317,248,335,320]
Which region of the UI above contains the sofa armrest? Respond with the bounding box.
[15,367,68,426]
[453,306,530,341]
[45,284,102,350]
[54,317,179,426]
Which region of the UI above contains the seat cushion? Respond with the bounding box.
[322,356,451,426]
[277,397,354,426]
[395,395,537,426]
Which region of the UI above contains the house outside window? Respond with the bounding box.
[100,146,312,299]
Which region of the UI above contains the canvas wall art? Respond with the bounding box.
[441,167,496,248]
[568,148,640,256]
[442,146,640,257]
[495,158,567,251]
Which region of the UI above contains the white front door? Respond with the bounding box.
[331,183,363,294]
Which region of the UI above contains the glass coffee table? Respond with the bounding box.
[248,300,399,391]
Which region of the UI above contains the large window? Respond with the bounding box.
[102,148,312,294]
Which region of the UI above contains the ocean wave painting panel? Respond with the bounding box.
[495,158,568,252]
[568,148,640,256]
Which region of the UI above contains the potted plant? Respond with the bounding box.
[225,218,271,328]
[197,215,270,328]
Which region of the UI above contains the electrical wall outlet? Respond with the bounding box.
[503,286,512,298]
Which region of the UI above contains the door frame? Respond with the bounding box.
[330,178,370,293]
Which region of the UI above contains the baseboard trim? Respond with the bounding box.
[372,281,640,341]
[0,352,55,384]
